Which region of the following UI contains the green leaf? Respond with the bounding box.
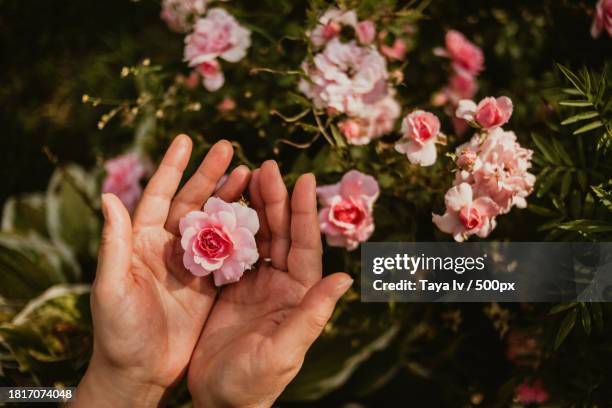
[1,194,48,237]
[557,219,612,233]
[561,111,599,125]
[549,302,577,315]
[330,124,347,148]
[536,168,563,198]
[559,101,592,107]
[527,204,557,217]
[554,307,577,350]
[560,170,573,199]
[531,133,558,163]
[0,234,80,301]
[46,165,101,259]
[592,184,612,211]
[580,303,592,335]
[573,120,604,135]
[577,170,588,191]
[557,64,585,94]
[551,138,574,166]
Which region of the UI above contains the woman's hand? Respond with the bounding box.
[74,135,251,407]
[186,160,353,408]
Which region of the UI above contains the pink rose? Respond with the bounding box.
[309,8,358,47]
[184,8,251,66]
[515,380,550,405]
[161,0,207,33]
[179,197,259,286]
[591,0,612,38]
[102,153,149,213]
[317,170,379,251]
[356,20,376,44]
[395,110,441,167]
[381,39,407,60]
[339,119,362,142]
[184,71,201,89]
[457,128,535,213]
[338,95,400,145]
[444,72,478,105]
[299,38,389,115]
[432,183,499,242]
[456,96,513,130]
[444,30,484,76]
[196,60,225,91]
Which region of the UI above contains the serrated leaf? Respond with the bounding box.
[573,120,603,135]
[561,111,599,125]
[554,307,577,349]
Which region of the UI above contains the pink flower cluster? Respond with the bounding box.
[299,8,402,146]
[183,8,251,91]
[317,170,379,250]
[433,30,485,134]
[102,153,150,213]
[161,0,208,33]
[433,96,534,241]
[180,197,259,286]
[592,0,612,38]
[395,110,443,166]
[515,380,550,405]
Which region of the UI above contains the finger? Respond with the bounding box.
[273,273,352,353]
[96,193,133,287]
[260,160,291,270]
[133,135,192,229]
[249,168,271,259]
[165,140,234,234]
[287,173,322,287]
[215,165,251,202]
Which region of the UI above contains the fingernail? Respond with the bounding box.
[334,278,354,297]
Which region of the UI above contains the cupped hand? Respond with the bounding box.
[74,136,251,407]
[187,160,353,408]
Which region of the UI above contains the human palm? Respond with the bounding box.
[188,161,352,408]
[87,136,251,392]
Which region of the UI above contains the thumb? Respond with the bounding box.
[273,273,353,353]
[96,193,133,286]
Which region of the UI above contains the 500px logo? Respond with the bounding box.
[372,253,488,275]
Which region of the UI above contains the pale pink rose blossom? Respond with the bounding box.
[299,38,389,115]
[102,154,149,213]
[445,72,478,105]
[184,8,251,66]
[455,128,535,213]
[395,110,441,167]
[317,170,379,251]
[456,96,513,130]
[515,380,550,405]
[339,119,362,142]
[432,183,499,242]
[196,60,225,91]
[309,8,358,47]
[591,0,612,38]
[440,30,484,76]
[179,197,259,286]
[338,95,400,145]
[356,20,376,44]
[381,39,407,60]
[161,0,207,33]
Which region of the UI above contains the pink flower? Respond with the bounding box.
[395,110,441,167]
[309,8,358,47]
[456,96,513,130]
[339,119,362,142]
[457,128,535,213]
[515,380,550,405]
[381,39,407,60]
[299,38,389,115]
[102,154,149,213]
[161,0,207,33]
[340,95,401,145]
[356,20,376,44]
[445,72,478,105]
[317,170,379,251]
[432,183,499,242]
[195,60,225,91]
[179,197,259,286]
[184,71,201,89]
[592,0,612,38]
[443,30,484,76]
[217,97,236,113]
[184,8,251,66]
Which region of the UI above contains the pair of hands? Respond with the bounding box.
[74,135,353,407]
